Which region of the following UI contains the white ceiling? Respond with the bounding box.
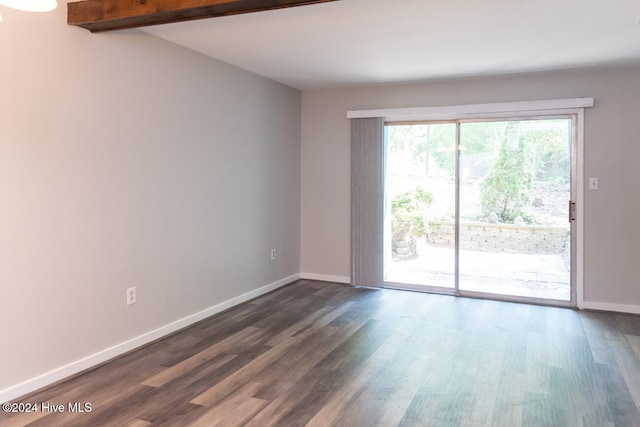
[142,0,640,90]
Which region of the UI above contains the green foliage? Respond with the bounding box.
[388,124,457,176]
[413,125,456,176]
[388,121,568,183]
[520,124,570,185]
[414,186,434,206]
[387,119,570,226]
[480,127,532,223]
[391,187,433,237]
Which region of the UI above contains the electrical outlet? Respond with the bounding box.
[126,287,137,306]
[271,248,277,261]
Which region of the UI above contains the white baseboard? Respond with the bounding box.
[580,301,640,315]
[300,273,351,284]
[15,272,634,403]
[0,273,300,403]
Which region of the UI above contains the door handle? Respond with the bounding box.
[569,201,576,222]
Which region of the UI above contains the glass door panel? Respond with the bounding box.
[384,123,456,289]
[458,119,572,301]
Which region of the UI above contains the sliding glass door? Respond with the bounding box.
[384,123,456,291]
[384,117,575,305]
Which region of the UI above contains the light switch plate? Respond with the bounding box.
[589,177,599,190]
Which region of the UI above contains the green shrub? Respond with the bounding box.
[391,187,433,237]
[480,129,532,223]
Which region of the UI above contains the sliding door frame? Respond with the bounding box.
[349,98,591,309]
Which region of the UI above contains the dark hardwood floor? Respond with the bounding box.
[3,280,640,426]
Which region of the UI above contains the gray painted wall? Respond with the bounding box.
[301,64,640,307]
[0,9,300,390]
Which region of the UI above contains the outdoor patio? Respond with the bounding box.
[385,242,571,301]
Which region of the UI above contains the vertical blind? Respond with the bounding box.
[351,117,384,288]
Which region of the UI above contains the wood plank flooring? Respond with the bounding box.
[3,280,640,426]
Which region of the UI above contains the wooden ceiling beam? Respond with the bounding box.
[68,0,340,33]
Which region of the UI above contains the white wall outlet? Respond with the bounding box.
[271,248,277,261]
[126,287,137,306]
[589,177,599,190]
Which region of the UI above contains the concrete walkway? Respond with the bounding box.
[385,243,570,301]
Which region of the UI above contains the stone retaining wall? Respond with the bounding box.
[427,221,569,254]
